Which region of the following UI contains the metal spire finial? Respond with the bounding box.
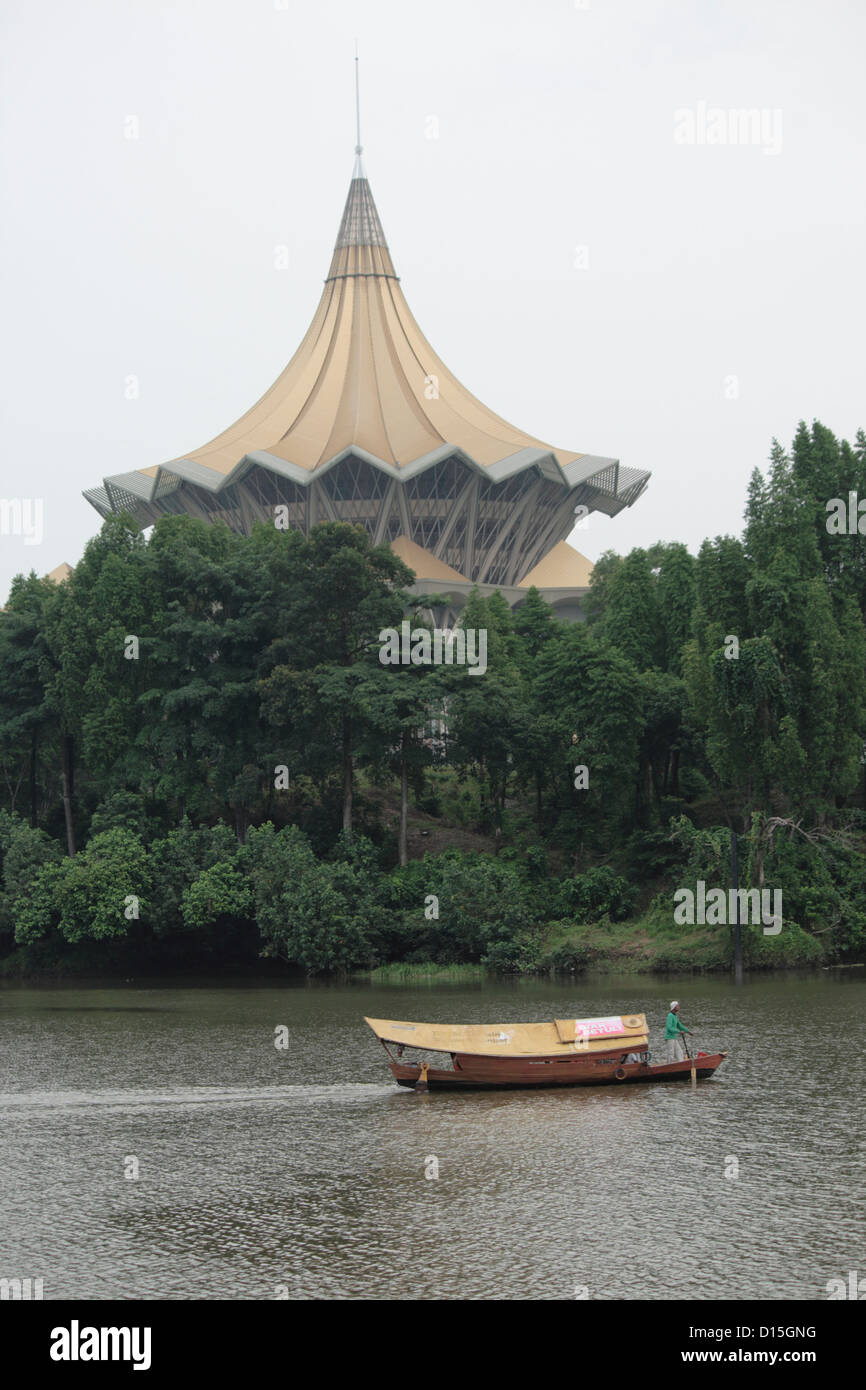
[354,43,362,157]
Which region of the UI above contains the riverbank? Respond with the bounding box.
[0,901,845,982]
[361,913,830,982]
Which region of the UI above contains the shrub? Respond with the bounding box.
[182,860,252,930]
[552,866,637,922]
[245,823,379,973]
[537,942,592,974]
[15,829,149,945]
[482,932,543,974]
[148,820,240,936]
[0,812,62,948]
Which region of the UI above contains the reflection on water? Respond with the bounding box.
[1,972,863,1300]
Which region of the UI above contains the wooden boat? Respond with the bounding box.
[365,1014,727,1091]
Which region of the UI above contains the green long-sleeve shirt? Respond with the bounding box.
[665,1011,689,1039]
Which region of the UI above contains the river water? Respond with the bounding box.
[1,972,862,1301]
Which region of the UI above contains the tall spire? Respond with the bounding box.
[354,42,362,163]
[326,47,396,280]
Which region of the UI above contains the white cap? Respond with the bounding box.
[670,1000,679,1009]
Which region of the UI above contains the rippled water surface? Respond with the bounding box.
[1,973,863,1300]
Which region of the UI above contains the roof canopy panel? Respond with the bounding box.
[160,170,593,480]
[85,156,649,526]
[518,540,594,589]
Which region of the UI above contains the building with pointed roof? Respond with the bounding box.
[84,150,648,615]
[46,561,73,585]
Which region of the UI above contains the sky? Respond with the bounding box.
[1,0,864,599]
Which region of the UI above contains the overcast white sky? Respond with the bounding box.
[1,0,864,598]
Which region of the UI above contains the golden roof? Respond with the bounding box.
[138,163,606,487]
[84,154,650,536]
[46,562,73,584]
[518,541,594,589]
[389,535,468,582]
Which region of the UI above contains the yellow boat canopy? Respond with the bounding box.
[364,1015,648,1058]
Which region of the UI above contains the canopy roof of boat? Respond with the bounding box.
[364,1015,648,1057]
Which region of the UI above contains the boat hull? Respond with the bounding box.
[390,1051,727,1090]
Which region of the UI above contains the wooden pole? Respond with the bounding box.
[686,1032,696,1087]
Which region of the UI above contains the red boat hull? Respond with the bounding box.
[389,1050,727,1090]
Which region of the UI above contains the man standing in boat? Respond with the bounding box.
[665,1001,691,1062]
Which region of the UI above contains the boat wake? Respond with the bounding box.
[0,1083,394,1112]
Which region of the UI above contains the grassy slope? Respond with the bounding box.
[540,915,824,974]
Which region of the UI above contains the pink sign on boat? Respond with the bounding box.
[575,1016,625,1037]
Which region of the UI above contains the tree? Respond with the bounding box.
[259,523,413,836]
[582,549,623,626]
[243,823,379,972]
[513,586,558,671]
[147,820,240,937]
[0,810,61,953]
[138,515,274,840]
[0,574,55,827]
[360,628,438,866]
[598,548,662,671]
[446,589,528,838]
[533,623,644,854]
[393,849,536,963]
[16,828,149,945]
[656,543,696,674]
[42,516,151,854]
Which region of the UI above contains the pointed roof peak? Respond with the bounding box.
[85,119,649,531]
[327,160,397,280]
[326,43,396,276]
[334,172,388,250]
